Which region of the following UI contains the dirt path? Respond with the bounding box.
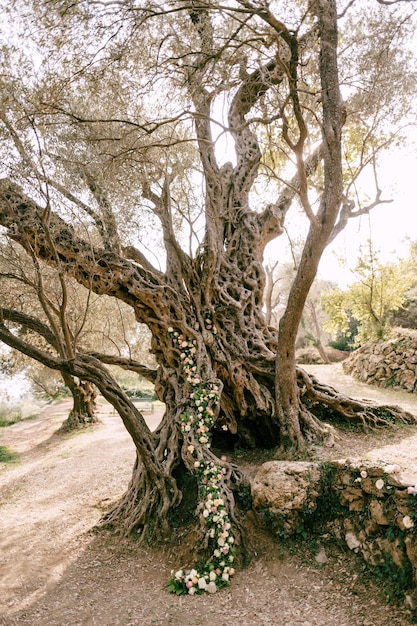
[1,369,416,626]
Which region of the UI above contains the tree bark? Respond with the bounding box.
[275,0,344,448]
[59,374,98,431]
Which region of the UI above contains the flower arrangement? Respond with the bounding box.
[166,325,236,595]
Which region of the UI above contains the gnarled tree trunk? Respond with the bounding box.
[0,1,415,581]
[59,374,98,431]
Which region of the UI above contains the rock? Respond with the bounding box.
[252,461,322,536]
[345,531,361,551]
[344,331,417,391]
[405,590,417,609]
[369,499,389,525]
[387,469,417,488]
[315,547,328,564]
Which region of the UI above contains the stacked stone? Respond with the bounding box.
[343,331,417,392]
[251,460,417,607]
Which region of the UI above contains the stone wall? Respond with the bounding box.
[252,460,417,609]
[343,330,417,392]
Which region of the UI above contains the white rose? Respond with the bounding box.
[375,479,385,490]
[198,577,207,590]
[209,571,217,581]
[403,515,414,529]
[222,573,229,582]
[188,586,196,595]
[207,581,217,594]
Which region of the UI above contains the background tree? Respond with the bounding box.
[264,248,334,362]
[299,281,335,364]
[391,242,417,329]
[0,238,155,428]
[322,244,416,346]
[0,0,416,589]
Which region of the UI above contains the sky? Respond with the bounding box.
[319,140,417,286]
[0,369,31,405]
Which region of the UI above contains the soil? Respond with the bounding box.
[1,363,417,626]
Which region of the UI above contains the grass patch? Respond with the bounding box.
[0,401,41,427]
[0,445,19,463]
[0,403,22,427]
[0,415,22,427]
[0,413,38,427]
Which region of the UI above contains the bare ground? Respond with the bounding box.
[1,363,417,626]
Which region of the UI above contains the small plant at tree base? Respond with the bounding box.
[165,327,236,595]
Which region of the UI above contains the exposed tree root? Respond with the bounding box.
[297,367,417,429]
[99,454,181,541]
[298,403,336,445]
[97,397,250,556]
[58,408,99,432]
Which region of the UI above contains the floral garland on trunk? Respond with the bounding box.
[166,323,236,595]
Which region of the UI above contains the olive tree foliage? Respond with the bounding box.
[0,0,416,550]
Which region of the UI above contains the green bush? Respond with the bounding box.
[0,445,19,463]
[122,386,156,400]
